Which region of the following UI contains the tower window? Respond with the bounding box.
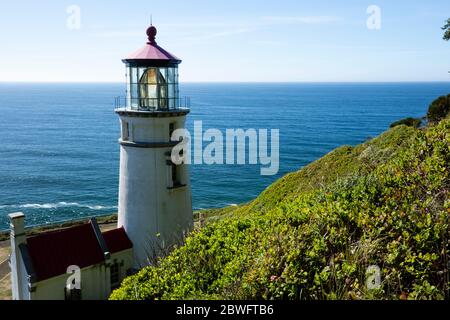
[122,121,129,141]
[166,151,185,189]
[172,163,180,187]
[169,123,175,140]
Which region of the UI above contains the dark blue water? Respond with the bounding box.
[0,82,449,230]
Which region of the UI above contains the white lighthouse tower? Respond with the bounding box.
[115,25,193,267]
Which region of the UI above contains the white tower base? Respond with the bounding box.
[116,110,193,267]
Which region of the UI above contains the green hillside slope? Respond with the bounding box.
[111,118,449,300]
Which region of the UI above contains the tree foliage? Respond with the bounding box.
[390,117,422,129]
[427,94,450,124]
[443,18,450,41]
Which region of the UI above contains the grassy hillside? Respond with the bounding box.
[111,118,449,300]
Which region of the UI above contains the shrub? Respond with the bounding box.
[427,94,450,123]
[110,119,450,300]
[390,117,422,129]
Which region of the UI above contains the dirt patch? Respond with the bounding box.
[0,246,9,264]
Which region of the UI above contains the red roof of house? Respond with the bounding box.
[102,227,133,254]
[26,223,104,282]
[123,25,181,64]
[26,222,133,282]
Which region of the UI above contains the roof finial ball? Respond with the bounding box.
[146,25,157,45]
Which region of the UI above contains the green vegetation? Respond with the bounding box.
[111,115,449,300]
[443,18,450,41]
[390,117,422,129]
[427,94,450,124]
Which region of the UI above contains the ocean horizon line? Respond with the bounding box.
[0,80,450,85]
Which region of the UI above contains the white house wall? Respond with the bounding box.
[19,259,30,300]
[30,263,109,300]
[26,248,134,300]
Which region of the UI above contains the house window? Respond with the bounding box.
[65,287,81,301]
[110,261,120,290]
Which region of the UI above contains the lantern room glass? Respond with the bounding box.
[126,66,179,110]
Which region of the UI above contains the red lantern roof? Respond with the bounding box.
[123,25,181,67]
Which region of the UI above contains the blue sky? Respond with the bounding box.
[0,0,449,82]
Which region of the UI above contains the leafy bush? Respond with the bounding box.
[111,118,450,300]
[427,94,450,124]
[390,117,422,129]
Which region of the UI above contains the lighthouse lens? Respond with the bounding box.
[126,65,179,111]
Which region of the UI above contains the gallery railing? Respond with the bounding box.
[114,96,191,111]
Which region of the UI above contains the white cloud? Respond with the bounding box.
[159,22,233,28]
[92,31,142,38]
[91,15,341,42]
[185,28,254,42]
[252,40,282,45]
[261,15,342,24]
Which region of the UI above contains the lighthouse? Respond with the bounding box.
[115,25,193,267]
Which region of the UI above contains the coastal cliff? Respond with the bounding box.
[111,116,450,300]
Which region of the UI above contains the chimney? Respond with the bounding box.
[9,212,26,300]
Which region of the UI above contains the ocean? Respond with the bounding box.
[0,82,449,230]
